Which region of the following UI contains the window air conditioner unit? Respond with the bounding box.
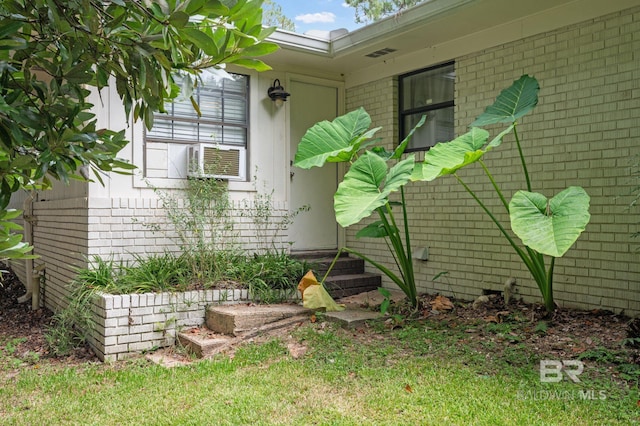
[187,144,246,181]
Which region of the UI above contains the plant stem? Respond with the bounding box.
[455,174,530,266]
[513,124,532,192]
[479,160,509,213]
[377,207,406,284]
[320,248,346,284]
[400,187,417,304]
[545,256,556,313]
[340,247,410,302]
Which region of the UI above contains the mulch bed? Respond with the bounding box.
[0,267,98,370]
[1,265,639,383]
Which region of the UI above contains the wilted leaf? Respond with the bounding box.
[297,270,345,312]
[430,295,454,311]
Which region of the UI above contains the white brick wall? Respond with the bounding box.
[32,198,90,312]
[346,6,640,314]
[86,196,293,262]
[89,289,249,361]
[17,191,292,319]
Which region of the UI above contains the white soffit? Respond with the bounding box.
[265,0,640,77]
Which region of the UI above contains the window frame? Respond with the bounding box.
[398,61,455,153]
[144,72,250,148]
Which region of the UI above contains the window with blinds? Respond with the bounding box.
[399,62,455,152]
[146,73,249,147]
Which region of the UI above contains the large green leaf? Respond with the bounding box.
[294,108,377,169]
[413,127,490,181]
[509,186,590,257]
[471,75,539,127]
[334,152,414,227]
[356,220,390,238]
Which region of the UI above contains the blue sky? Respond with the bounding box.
[273,0,365,34]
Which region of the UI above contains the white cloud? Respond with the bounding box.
[341,2,350,7]
[295,12,336,24]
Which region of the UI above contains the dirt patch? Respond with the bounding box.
[1,265,639,382]
[0,267,98,371]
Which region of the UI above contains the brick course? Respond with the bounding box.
[89,289,249,361]
[346,7,640,315]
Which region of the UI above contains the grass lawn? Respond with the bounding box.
[1,317,638,425]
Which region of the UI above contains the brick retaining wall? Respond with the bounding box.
[89,289,249,361]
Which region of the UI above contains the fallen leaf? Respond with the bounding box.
[430,295,454,311]
[404,384,413,393]
[484,315,499,323]
[287,342,307,359]
[310,314,317,323]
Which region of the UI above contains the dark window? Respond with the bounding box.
[146,73,249,147]
[399,62,455,152]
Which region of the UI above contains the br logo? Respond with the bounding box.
[540,360,584,383]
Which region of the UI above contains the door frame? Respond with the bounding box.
[285,73,346,250]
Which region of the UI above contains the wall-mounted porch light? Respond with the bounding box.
[267,79,290,105]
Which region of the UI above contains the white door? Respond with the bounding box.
[288,80,339,251]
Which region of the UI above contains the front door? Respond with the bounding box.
[288,79,340,251]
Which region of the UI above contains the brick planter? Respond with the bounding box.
[88,289,249,361]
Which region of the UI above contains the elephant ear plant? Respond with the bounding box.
[294,108,426,308]
[414,75,591,313]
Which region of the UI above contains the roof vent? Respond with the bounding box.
[365,47,397,58]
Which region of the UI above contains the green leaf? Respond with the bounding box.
[182,28,220,56]
[294,108,376,169]
[356,220,390,238]
[169,11,190,28]
[471,75,539,127]
[0,38,27,50]
[415,128,490,181]
[509,186,590,257]
[65,62,93,84]
[229,58,272,72]
[393,114,426,159]
[0,19,23,39]
[237,42,279,57]
[334,152,414,227]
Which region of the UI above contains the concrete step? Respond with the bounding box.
[177,328,232,358]
[178,318,309,359]
[308,256,365,277]
[290,250,346,260]
[324,309,381,328]
[324,273,381,299]
[205,303,311,336]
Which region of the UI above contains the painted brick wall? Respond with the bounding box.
[346,7,640,314]
[17,192,290,317]
[87,197,293,261]
[32,198,90,312]
[89,289,249,361]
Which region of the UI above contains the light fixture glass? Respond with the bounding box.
[267,79,290,105]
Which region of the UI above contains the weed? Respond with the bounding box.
[242,251,306,303]
[45,278,100,356]
[3,337,26,356]
[578,347,625,364]
[616,363,640,382]
[240,170,310,253]
[534,321,548,335]
[378,287,391,315]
